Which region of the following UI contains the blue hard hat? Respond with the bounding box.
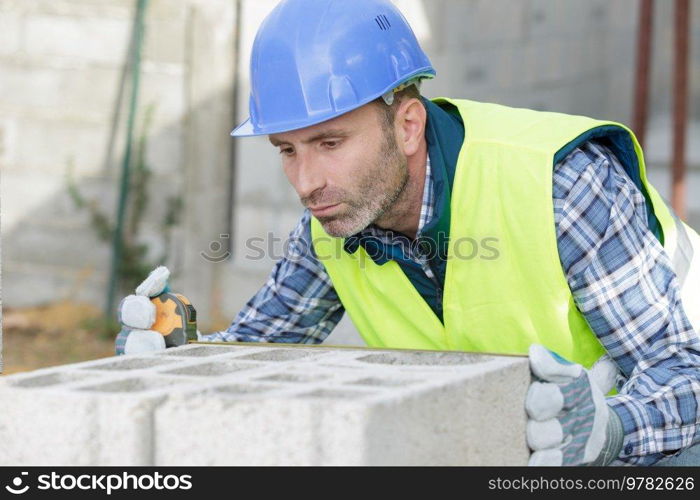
[231,0,435,137]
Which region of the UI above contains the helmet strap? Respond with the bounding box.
[380,76,425,106]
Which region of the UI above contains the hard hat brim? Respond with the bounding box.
[230,71,436,138]
[230,117,256,137]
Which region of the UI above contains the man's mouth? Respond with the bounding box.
[309,203,341,216]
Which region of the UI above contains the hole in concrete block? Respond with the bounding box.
[163,346,233,357]
[235,349,317,362]
[77,378,182,393]
[163,362,259,377]
[356,351,488,366]
[9,372,93,388]
[301,389,374,399]
[346,377,419,387]
[213,384,275,396]
[254,372,327,383]
[84,358,175,371]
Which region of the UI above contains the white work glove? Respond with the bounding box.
[526,344,624,466]
[114,266,202,355]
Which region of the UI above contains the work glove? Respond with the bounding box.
[526,344,624,466]
[115,266,201,355]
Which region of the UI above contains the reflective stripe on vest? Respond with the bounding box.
[310,98,700,369]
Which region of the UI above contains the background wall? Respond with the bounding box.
[1,0,698,362]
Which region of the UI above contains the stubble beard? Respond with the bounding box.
[316,128,409,238]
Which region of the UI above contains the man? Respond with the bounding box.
[116,0,700,466]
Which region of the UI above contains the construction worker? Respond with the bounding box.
[115,0,700,466]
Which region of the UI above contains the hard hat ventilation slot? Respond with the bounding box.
[374,14,391,30]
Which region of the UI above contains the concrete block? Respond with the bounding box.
[526,40,568,86]
[442,0,526,49]
[645,117,700,170]
[522,84,575,115]
[0,170,74,235]
[527,0,563,39]
[25,0,134,19]
[3,220,110,269]
[0,356,201,465]
[143,123,185,177]
[566,77,609,118]
[2,174,117,234]
[147,0,188,22]
[14,117,108,175]
[0,64,67,111]
[235,137,292,206]
[603,71,635,124]
[0,344,529,465]
[420,53,469,100]
[587,0,611,30]
[0,9,22,56]
[394,0,446,54]
[0,116,18,168]
[229,204,307,268]
[528,0,607,39]
[154,345,530,465]
[1,262,107,308]
[25,15,130,64]
[0,63,123,119]
[458,47,534,92]
[605,0,640,31]
[143,18,187,65]
[139,71,186,124]
[646,168,700,217]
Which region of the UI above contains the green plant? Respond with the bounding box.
[66,104,183,336]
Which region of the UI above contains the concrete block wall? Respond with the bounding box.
[0,344,530,465]
[0,0,234,319]
[414,0,640,120]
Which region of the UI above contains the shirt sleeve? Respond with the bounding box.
[200,209,345,344]
[553,139,700,466]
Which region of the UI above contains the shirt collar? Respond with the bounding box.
[417,154,435,237]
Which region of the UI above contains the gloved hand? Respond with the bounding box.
[115,266,202,355]
[526,344,624,466]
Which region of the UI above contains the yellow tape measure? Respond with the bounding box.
[150,293,198,347]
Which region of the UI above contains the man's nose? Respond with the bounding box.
[293,152,326,201]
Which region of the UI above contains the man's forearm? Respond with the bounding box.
[553,139,700,465]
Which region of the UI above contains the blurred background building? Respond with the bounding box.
[0,0,698,371]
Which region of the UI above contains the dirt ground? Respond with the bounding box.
[2,300,117,375]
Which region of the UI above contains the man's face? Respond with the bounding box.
[269,102,408,238]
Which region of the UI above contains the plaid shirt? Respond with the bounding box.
[201,139,700,465]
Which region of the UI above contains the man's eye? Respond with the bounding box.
[279,147,294,156]
[322,140,339,149]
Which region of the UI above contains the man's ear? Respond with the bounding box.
[396,97,427,156]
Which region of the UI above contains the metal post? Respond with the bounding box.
[226,0,242,259]
[632,0,654,148]
[672,0,690,219]
[106,0,149,317]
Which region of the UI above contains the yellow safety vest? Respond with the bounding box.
[311,98,700,370]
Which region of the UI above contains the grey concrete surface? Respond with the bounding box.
[0,344,530,465]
